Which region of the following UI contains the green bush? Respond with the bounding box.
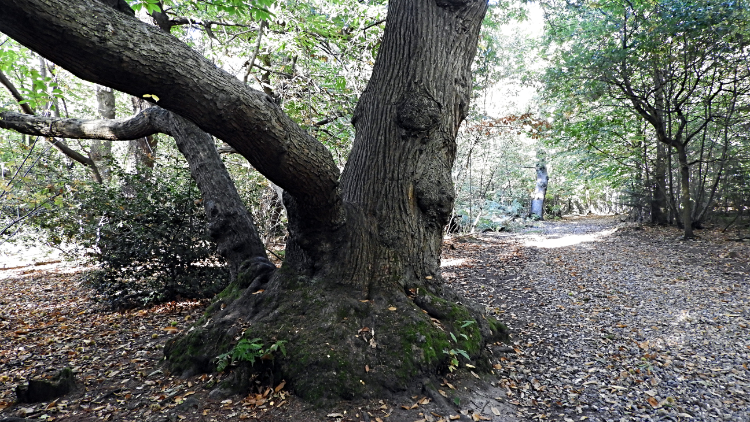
[28,163,229,308]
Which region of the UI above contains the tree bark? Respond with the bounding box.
[650,70,669,225]
[126,96,158,174]
[651,141,668,225]
[675,142,694,238]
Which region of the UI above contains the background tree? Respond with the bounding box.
[541,0,750,237]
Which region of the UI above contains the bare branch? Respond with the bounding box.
[0,108,165,140]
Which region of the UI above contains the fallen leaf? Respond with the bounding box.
[275,380,286,393]
[491,407,501,416]
[647,396,660,408]
[388,306,397,311]
[327,413,344,418]
[252,289,265,295]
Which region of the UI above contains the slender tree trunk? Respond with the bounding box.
[650,69,669,225]
[90,85,114,183]
[530,150,548,220]
[126,96,158,173]
[164,113,274,282]
[675,143,694,238]
[651,141,668,224]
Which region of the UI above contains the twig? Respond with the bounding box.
[265,247,284,262]
[243,21,266,85]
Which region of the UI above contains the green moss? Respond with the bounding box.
[216,283,241,300]
[203,279,245,316]
[164,328,209,372]
[487,317,510,342]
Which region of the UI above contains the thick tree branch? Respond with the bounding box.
[0,0,343,230]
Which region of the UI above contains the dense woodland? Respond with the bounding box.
[0,0,749,413]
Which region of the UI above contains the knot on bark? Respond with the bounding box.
[396,88,441,133]
[435,0,471,10]
[414,161,454,228]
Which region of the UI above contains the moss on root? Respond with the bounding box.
[164,271,511,406]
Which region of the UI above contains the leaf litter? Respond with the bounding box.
[442,215,750,421]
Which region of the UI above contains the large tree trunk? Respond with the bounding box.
[169,0,504,402]
[0,0,507,403]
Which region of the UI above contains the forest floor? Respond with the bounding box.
[1,215,749,422]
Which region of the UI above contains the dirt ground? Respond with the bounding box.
[1,215,748,421]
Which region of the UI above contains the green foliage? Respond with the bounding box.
[443,332,471,373]
[215,338,287,372]
[83,168,229,307]
[13,158,230,307]
[540,0,750,221]
[127,0,275,19]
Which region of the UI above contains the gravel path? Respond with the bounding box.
[444,216,750,421]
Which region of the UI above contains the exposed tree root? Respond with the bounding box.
[164,268,508,405]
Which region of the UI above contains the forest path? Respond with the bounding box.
[444,215,750,421]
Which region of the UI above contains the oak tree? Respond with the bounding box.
[0,0,507,402]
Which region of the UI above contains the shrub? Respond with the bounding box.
[27,163,229,308]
